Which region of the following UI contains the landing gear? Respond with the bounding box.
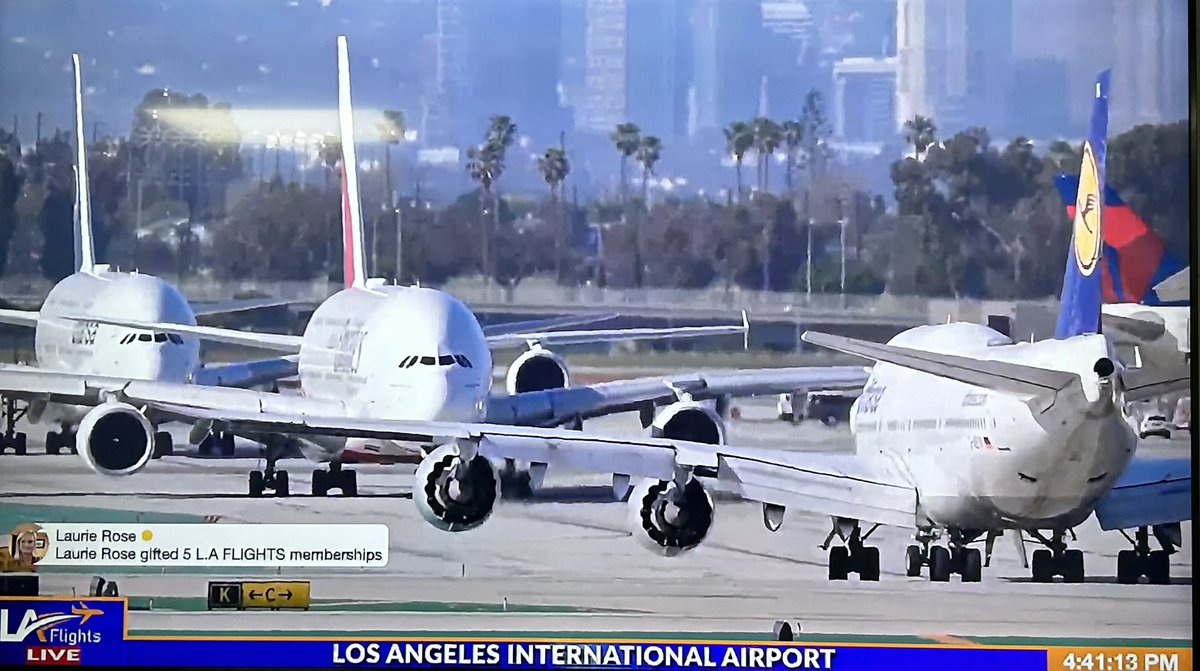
[1027,529,1085,583]
[152,431,174,459]
[45,428,77,455]
[1116,525,1176,585]
[247,437,291,498]
[499,458,534,499]
[198,430,235,457]
[1,397,28,455]
[906,527,985,582]
[312,460,357,497]
[821,518,880,581]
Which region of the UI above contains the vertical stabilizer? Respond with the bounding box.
[1054,70,1110,340]
[71,53,96,273]
[336,35,366,289]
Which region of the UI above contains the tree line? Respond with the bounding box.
[0,85,1188,301]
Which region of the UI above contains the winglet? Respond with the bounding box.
[741,309,750,351]
[336,35,366,289]
[71,53,96,273]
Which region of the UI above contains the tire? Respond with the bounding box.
[857,546,880,581]
[961,548,983,583]
[153,431,174,459]
[198,434,214,457]
[340,469,358,497]
[275,471,290,497]
[249,471,265,497]
[14,433,27,456]
[1061,549,1085,583]
[312,469,328,497]
[46,431,61,456]
[1031,549,1054,582]
[905,545,923,577]
[1116,550,1140,584]
[1146,550,1170,585]
[928,546,952,582]
[828,546,851,581]
[821,414,838,427]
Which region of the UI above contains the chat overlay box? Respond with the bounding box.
[24,524,388,568]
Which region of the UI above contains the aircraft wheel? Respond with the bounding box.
[1031,549,1054,582]
[928,546,952,582]
[274,471,290,497]
[339,469,358,497]
[198,434,215,457]
[1146,550,1171,585]
[857,546,880,581]
[12,432,27,456]
[46,430,61,455]
[218,431,235,457]
[249,471,265,497]
[312,469,329,496]
[1061,549,1085,583]
[905,545,923,577]
[153,431,174,459]
[961,548,983,583]
[1116,550,1140,584]
[828,546,851,581]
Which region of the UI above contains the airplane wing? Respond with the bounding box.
[1101,312,1167,342]
[801,331,1082,413]
[0,308,39,328]
[65,316,304,354]
[487,310,749,350]
[189,356,299,389]
[1093,456,1191,530]
[482,313,619,337]
[192,297,299,318]
[1152,268,1190,304]
[488,366,870,427]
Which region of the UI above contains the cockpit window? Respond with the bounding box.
[420,356,436,365]
[154,333,168,343]
[455,354,473,368]
[401,354,474,368]
[138,333,152,342]
[168,334,184,345]
[438,355,455,366]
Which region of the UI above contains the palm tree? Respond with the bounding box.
[752,117,782,194]
[633,135,662,288]
[478,115,517,287]
[376,109,405,278]
[780,119,803,195]
[723,121,754,203]
[902,114,938,160]
[537,144,571,281]
[610,122,641,204]
[465,141,504,282]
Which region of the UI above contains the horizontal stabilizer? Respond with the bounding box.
[1122,367,1190,403]
[801,331,1082,413]
[1101,312,1167,341]
[192,297,302,318]
[0,308,39,328]
[488,312,748,350]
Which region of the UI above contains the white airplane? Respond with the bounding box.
[0,37,870,498]
[0,54,297,462]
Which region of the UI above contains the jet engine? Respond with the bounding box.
[506,348,569,394]
[628,476,715,557]
[414,444,501,532]
[76,402,155,476]
[651,401,726,445]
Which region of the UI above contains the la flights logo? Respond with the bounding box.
[1,601,106,666]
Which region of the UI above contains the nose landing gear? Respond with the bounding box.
[1027,529,1085,583]
[905,528,985,582]
[247,437,291,498]
[821,518,881,581]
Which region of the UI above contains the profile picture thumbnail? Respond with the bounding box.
[9,523,49,564]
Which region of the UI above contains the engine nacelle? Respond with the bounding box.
[414,444,501,532]
[628,476,715,557]
[506,348,569,395]
[76,402,155,476]
[651,401,726,445]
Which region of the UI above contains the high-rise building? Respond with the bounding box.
[1112,0,1188,131]
[761,0,817,119]
[688,0,764,136]
[895,0,1011,135]
[423,0,467,145]
[833,57,898,143]
[579,0,627,134]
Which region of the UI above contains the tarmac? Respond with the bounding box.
[0,397,1192,643]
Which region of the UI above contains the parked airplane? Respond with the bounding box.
[0,67,1184,585]
[1053,174,1190,370]
[0,54,297,460]
[4,37,867,498]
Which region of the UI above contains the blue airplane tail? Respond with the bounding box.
[1054,70,1110,340]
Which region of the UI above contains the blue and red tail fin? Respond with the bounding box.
[1054,70,1110,340]
[1053,175,1187,307]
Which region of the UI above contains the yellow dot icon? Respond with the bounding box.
[141,530,153,542]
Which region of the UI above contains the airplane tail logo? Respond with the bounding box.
[1054,71,1110,340]
[1053,174,1187,307]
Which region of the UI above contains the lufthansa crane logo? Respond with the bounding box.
[1073,141,1102,276]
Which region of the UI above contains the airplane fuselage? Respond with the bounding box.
[852,323,1137,531]
[32,270,200,426]
[291,285,493,461]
